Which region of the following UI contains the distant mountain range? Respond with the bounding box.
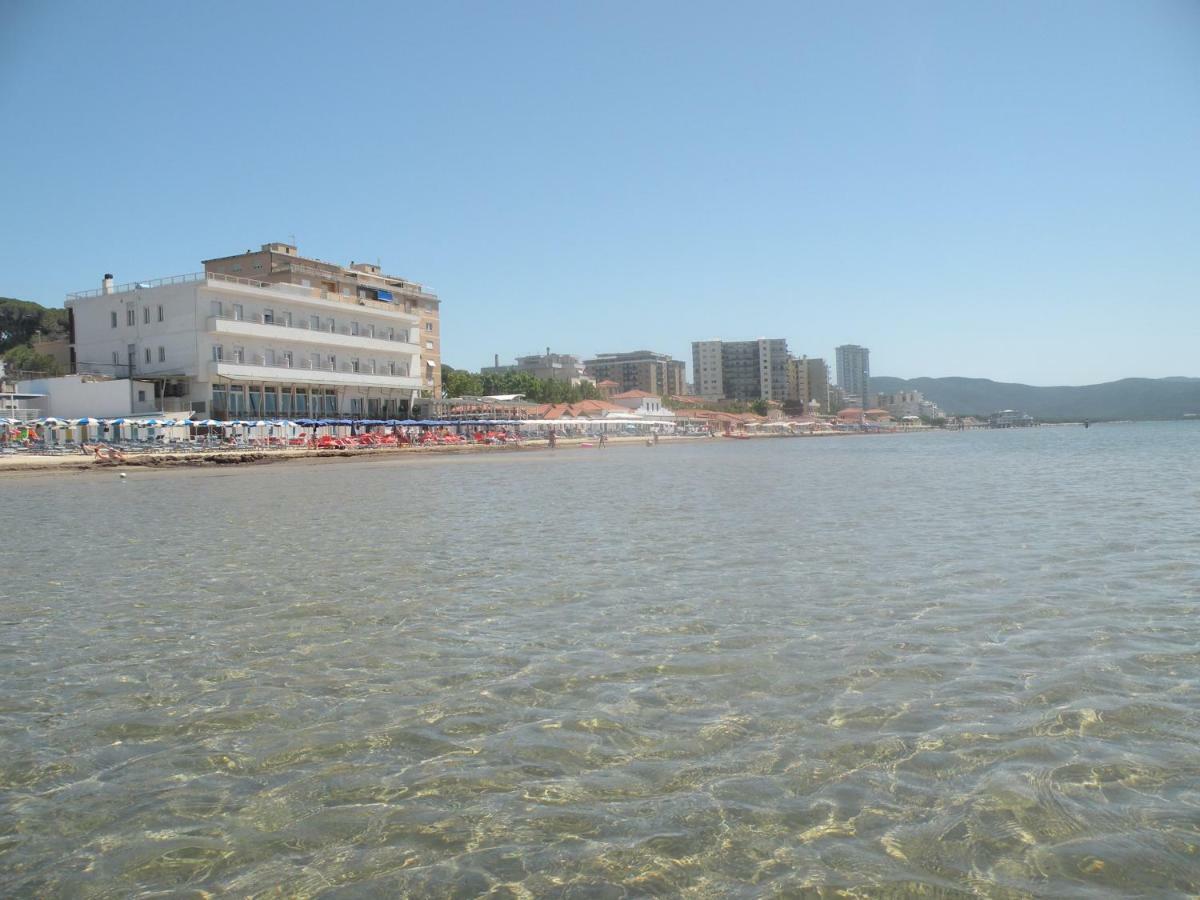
[870,376,1200,422]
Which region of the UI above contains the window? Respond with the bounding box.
[366,324,375,339]
[137,390,146,402]
[232,304,244,321]
[368,359,376,374]
[425,341,434,350]
[329,354,337,370]
[386,327,395,341]
[351,321,360,336]
[388,361,396,375]
[281,351,293,368]
[231,263,242,272]
[127,308,135,326]
[145,347,152,363]
[309,315,320,330]
[233,346,244,364]
[158,346,165,362]
[263,309,274,325]
[213,345,223,361]
[310,352,321,370]
[425,322,433,332]
[110,311,117,328]
[211,300,223,317]
[265,349,275,366]
[143,306,150,324]
[280,310,292,327]
[352,358,361,373]
[157,304,164,322]
[112,351,119,368]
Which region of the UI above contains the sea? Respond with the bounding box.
[2,423,1198,897]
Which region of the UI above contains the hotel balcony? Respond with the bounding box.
[207,316,421,355]
[209,359,423,391]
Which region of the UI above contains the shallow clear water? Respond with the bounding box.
[2,424,1199,896]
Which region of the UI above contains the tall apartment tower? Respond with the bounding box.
[804,357,830,412]
[691,339,789,402]
[835,344,870,408]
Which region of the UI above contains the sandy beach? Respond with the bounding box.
[0,433,722,477]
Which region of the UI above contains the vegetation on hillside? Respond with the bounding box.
[0,297,68,376]
[871,375,1200,421]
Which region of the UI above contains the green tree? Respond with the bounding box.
[3,344,62,376]
[750,399,769,416]
[441,365,483,397]
[0,298,57,353]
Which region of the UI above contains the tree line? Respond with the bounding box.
[0,297,68,376]
[442,365,604,404]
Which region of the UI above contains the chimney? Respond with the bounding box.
[102,274,114,295]
[494,354,499,368]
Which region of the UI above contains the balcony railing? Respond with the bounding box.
[211,314,416,344]
[67,272,204,300]
[0,407,41,421]
[68,271,435,310]
[213,356,413,378]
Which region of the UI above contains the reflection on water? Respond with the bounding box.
[2,424,1199,895]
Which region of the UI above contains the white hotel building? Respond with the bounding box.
[66,243,439,420]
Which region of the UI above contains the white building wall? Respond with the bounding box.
[18,375,158,418]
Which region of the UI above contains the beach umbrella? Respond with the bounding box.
[73,417,100,425]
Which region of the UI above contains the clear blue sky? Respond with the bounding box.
[2,0,1197,385]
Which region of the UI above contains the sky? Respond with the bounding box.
[1,0,1197,385]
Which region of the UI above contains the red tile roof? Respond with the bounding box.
[611,389,658,399]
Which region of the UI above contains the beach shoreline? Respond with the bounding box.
[0,429,918,478]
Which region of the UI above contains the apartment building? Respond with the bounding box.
[481,349,589,385]
[583,350,686,398]
[691,339,789,402]
[835,344,870,408]
[66,243,438,419]
[786,355,831,413]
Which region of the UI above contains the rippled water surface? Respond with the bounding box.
[2,424,1199,896]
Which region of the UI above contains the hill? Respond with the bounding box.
[870,376,1200,422]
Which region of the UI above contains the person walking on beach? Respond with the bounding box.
[547,428,557,449]
[599,432,607,449]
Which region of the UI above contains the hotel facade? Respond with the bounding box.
[66,243,440,420]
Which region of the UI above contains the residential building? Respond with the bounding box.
[481,349,590,385]
[583,350,686,398]
[203,243,441,397]
[835,344,870,408]
[66,242,434,419]
[690,338,789,402]
[785,355,831,414]
[877,390,944,421]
